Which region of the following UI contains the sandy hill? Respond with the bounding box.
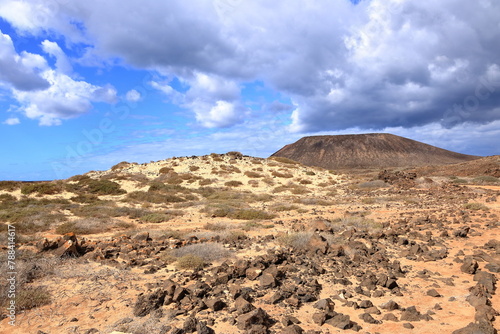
[271,133,480,169]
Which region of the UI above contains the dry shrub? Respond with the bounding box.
[272,171,293,178]
[189,165,200,172]
[271,204,299,212]
[294,198,333,206]
[269,157,301,165]
[172,243,231,262]
[15,286,52,310]
[111,161,130,171]
[305,171,316,176]
[358,180,389,189]
[199,178,214,186]
[245,171,263,178]
[278,232,313,250]
[299,179,312,185]
[204,222,229,231]
[55,217,131,235]
[248,180,259,187]
[225,180,243,187]
[159,167,174,174]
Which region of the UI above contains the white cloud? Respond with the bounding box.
[0,30,49,91]
[3,117,20,125]
[125,89,141,102]
[13,69,117,126]
[41,40,72,74]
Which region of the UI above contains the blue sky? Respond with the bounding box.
[0,0,499,180]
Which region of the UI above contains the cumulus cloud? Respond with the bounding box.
[0,37,118,126]
[13,69,117,126]
[1,0,500,132]
[0,30,49,91]
[3,117,20,125]
[125,89,141,102]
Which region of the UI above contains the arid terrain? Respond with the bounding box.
[0,151,499,334]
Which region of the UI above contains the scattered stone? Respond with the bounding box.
[400,306,423,322]
[281,324,304,334]
[426,289,442,297]
[358,313,380,324]
[133,289,167,317]
[460,258,479,274]
[236,308,272,331]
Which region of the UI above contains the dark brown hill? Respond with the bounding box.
[271,133,480,169]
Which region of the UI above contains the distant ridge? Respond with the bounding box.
[271,133,481,169]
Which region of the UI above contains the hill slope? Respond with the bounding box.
[271,133,480,169]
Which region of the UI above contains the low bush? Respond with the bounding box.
[464,202,489,211]
[244,171,263,178]
[140,213,172,223]
[111,161,130,171]
[172,243,231,262]
[0,181,21,191]
[176,255,205,270]
[55,217,125,235]
[473,175,499,184]
[358,180,389,189]
[21,182,63,195]
[16,286,52,310]
[225,180,243,187]
[269,157,301,165]
[271,171,293,178]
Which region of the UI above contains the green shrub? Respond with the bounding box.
[127,191,186,204]
[85,179,126,195]
[0,181,21,191]
[473,176,499,184]
[305,171,316,176]
[21,182,62,195]
[176,254,206,270]
[140,213,172,223]
[70,193,101,203]
[229,209,275,220]
[464,202,489,211]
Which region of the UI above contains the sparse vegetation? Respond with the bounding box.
[21,182,63,195]
[16,286,52,310]
[269,156,301,165]
[464,202,489,211]
[245,171,263,178]
[225,180,243,187]
[0,181,21,191]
